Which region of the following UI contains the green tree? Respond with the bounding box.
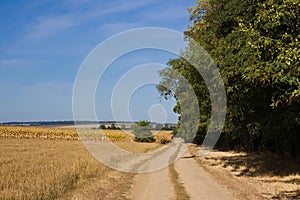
[158,0,300,158]
[121,124,126,130]
[132,120,154,143]
[99,124,106,129]
[110,124,116,130]
[238,0,300,156]
[155,123,163,130]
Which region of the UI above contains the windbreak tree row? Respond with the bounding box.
[158,0,300,159]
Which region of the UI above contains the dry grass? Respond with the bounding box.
[169,164,191,200]
[101,130,173,151]
[78,129,134,142]
[0,139,108,199]
[0,126,172,147]
[168,142,190,200]
[189,145,300,200]
[78,129,164,153]
[113,141,162,153]
[103,130,134,142]
[153,131,173,144]
[0,127,168,199]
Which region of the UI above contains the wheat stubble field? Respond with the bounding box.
[1,126,299,200]
[0,126,170,199]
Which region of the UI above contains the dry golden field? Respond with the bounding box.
[0,126,172,199]
[0,126,79,140]
[0,126,173,144]
[0,139,108,199]
[2,126,298,199]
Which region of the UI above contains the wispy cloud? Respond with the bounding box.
[90,0,153,16]
[24,15,76,41]
[141,4,190,21]
[67,0,156,18]
[0,59,25,68]
[23,0,155,41]
[99,22,140,36]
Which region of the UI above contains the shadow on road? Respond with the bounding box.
[180,155,196,159]
[202,151,300,199]
[207,152,300,177]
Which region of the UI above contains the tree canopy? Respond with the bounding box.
[132,120,154,143]
[158,0,300,159]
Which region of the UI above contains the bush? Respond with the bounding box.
[132,121,154,143]
[154,131,174,144]
[99,124,106,129]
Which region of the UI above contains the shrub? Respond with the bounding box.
[132,121,154,143]
[99,124,106,129]
[154,131,174,144]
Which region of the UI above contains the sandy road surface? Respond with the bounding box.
[129,166,175,200]
[174,151,235,200]
[129,150,235,200]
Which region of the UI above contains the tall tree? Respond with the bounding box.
[158,0,300,158]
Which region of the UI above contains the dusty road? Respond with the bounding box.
[129,166,175,200]
[174,151,234,200]
[129,150,235,200]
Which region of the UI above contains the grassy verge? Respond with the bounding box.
[168,143,190,200]
[169,163,190,200]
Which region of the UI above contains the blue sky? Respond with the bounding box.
[0,0,194,123]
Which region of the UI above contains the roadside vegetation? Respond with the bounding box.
[168,143,191,200]
[158,0,300,160]
[132,120,155,143]
[156,1,300,198]
[169,164,191,200]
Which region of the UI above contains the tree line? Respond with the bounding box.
[98,122,175,131]
[158,0,300,159]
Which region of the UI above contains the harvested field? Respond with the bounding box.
[0,126,171,199]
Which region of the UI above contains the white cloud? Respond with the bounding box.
[141,4,190,21]
[99,22,140,36]
[0,59,25,68]
[22,0,154,41]
[24,15,76,41]
[69,0,156,18]
[63,0,93,8]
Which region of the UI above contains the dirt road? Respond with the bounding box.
[129,166,175,200]
[129,150,235,200]
[174,151,234,200]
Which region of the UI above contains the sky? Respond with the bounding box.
[0,0,195,123]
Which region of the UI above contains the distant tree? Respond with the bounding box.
[162,124,170,130]
[99,124,106,129]
[110,124,116,130]
[155,123,163,130]
[121,124,126,130]
[133,120,154,143]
